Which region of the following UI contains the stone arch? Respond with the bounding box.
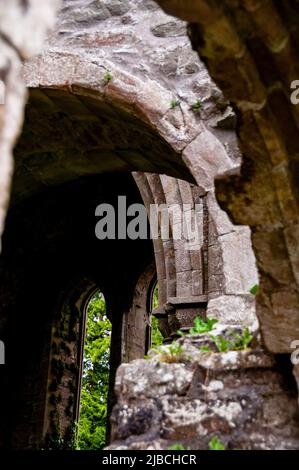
[0,63,257,447]
[19,52,241,198]
[16,55,258,335]
[0,0,261,449]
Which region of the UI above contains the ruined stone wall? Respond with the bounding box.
[109,340,299,450]
[3,0,297,450]
[107,0,299,449]
[154,0,299,356]
[21,0,258,328]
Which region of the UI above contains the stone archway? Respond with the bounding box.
[0,0,261,450]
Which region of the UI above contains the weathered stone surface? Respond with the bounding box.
[115,360,193,399]
[154,0,299,355]
[0,42,25,251]
[207,296,258,330]
[109,345,299,450]
[151,20,186,38]
[111,398,162,441]
[3,0,295,451]
[182,129,239,194]
[0,0,60,59]
[206,191,259,327]
[18,0,258,340]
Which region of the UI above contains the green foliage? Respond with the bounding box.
[152,341,183,363]
[189,316,218,335]
[151,284,164,347]
[208,436,226,450]
[170,99,180,109]
[191,99,203,114]
[250,284,259,295]
[77,291,111,450]
[152,284,159,309]
[210,327,253,353]
[151,315,164,347]
[209,334,231,352]
[167,342,183,356]
[103,71,113,83]
[231,327,253,350]
[168,443,189,450]
[199,345,212,352]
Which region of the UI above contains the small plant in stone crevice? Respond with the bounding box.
[168,443,189,450]
[191,99,203,114]
[199,345,212,353]
[210,327,253,353]
[189,316,218,335]
[177,316,218,337]
[250,284,259,295]
[208,436,226,450]
[148,341,183,363]
[232,327,253,350]
[209,334,232,353]
[170,98,180,109]
[103,71,113,84]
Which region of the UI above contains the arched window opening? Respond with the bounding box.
[77,290,111,450]
[150,283,164,349]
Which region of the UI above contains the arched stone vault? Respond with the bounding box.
[18,45,258,331]
[0,51,258,447]
[13,82,194,204]
[14,51,258,315]
[0,0,261,449]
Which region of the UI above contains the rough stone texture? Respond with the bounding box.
[22,0,238,167]
[207,296,258,331]
[154,0,299,354]
[134,172,258,335]
[4,0,298,450]
[0,0,60,250]
[206,191,259,325]
[18,0,258,332]
[109,342,299,450]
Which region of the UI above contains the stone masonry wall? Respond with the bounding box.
[3,0,298,450]
[22,0,258,325]
[154,0,299,356]
[109,336,299,450]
